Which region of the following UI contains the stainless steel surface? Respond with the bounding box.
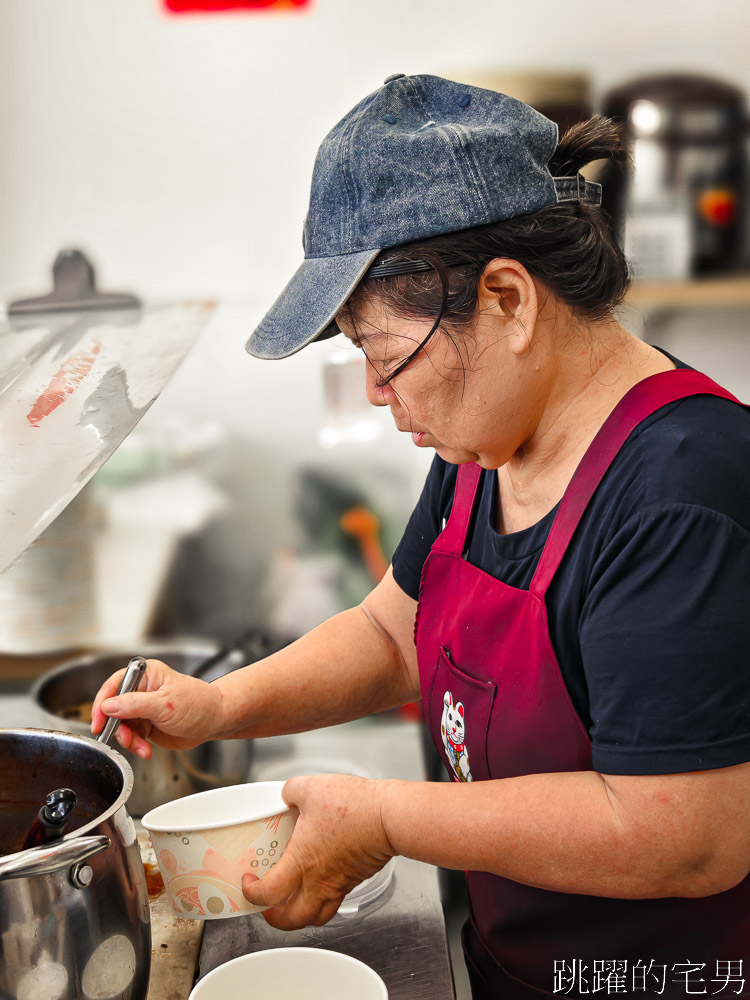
[0,695,456,998]
[98,656,147,747]
[0,834,110,881]
[31,643,254,816]
[0,728,150,1000]
[70,862,95,889]
[198,719,456,1000]
[199,856,454,1000]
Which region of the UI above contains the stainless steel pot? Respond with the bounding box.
[31,642,255,817]
[0,728,150,1000]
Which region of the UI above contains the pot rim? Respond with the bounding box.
[0,727,135,853]
[31,638,219,690]
[29,640,221,733]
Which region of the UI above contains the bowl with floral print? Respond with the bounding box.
[142,781,298,920]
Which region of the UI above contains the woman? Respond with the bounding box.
[92,74,750,998]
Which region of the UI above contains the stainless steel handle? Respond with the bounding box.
[0,835,110,881]
[97,655,147,747]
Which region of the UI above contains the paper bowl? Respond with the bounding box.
[141,781,297,920]
[188,948,388,1000]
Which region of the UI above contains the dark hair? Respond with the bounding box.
[341,115,631,386]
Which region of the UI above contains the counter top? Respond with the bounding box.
[198,720,456,1000]
[199,855,452,999]
[0,695,456,999]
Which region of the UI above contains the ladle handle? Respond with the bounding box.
[97,655,147,747]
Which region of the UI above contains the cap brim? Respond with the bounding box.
[246,248,381,360]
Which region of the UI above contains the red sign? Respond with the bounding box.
[165,0,311,10]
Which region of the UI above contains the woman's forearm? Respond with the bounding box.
[380,770,749,899]
[212,604,418,740]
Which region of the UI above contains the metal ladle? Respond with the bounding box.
[18,656,147,854]
[97,655,148,747]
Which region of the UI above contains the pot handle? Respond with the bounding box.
[0,834,110,881]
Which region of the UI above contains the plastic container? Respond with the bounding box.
[253,757,395,918]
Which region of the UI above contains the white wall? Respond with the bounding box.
[2,0,750,303]
[2,0,749,635]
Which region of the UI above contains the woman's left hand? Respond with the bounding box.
[242,774,396,930]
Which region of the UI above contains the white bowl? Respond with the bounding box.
[188,948,388,1000]
[142,781,298,920]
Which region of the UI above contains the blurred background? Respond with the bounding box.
[1,0,749,670]
[3,5,750,995]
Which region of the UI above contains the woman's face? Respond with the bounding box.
[338,295,541,470]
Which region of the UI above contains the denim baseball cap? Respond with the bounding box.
[246,72,602,360]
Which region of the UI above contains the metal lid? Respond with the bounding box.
[0,252,214,572]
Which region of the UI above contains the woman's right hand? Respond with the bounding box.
[90,658,226,758]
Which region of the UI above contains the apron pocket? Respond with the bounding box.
[428,646,496,783]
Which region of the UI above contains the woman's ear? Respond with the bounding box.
[477,258,539,357]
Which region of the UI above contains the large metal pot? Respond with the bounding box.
[0,728,150,1000]
[31,642,255,817]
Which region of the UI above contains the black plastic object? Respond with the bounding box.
[8,248,140,315]
[188,629,272,684]
[21,788,77,849]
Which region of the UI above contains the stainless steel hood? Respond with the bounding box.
[0,250,215,573]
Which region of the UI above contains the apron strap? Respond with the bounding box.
[530,369,743,599]
[433,461,483,556]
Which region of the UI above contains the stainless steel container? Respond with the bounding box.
[0,728,150,1000]
[31,642,255,816]
[601,73,749,279]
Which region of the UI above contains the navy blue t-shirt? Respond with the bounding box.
[392,360,750,776]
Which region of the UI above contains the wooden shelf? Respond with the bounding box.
[625,273,750,310]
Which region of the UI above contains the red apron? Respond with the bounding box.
[415,369,750,998]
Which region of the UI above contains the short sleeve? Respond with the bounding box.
[392,456,454,600]
[581,503,750,775]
